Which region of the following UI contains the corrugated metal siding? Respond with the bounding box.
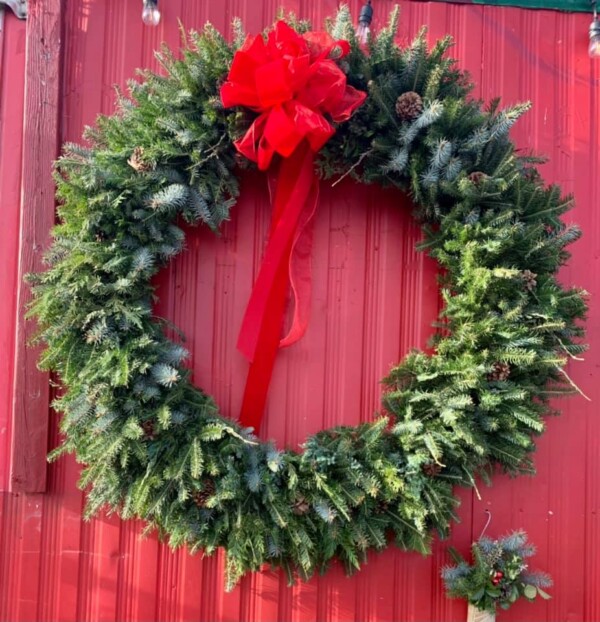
[0,0,598,619]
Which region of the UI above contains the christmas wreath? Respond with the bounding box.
[30,7,587,589]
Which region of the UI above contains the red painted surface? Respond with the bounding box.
[0,0,599,620]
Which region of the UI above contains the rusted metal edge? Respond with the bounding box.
[0,0,27,20]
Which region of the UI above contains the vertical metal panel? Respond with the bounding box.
[0,0,599,619]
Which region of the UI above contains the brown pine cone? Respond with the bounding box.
[468,171,488,186]
[422,462,442,477]
[291,496,310,516]
[523,168,541,184]
[127,146,153,173]
[193,479,216,508]
[488,361,511,382]
[375,500,390,514]
[234,152,251,170]
[521,269,537,291]
[141,420,156,441]
[395,91,423,121]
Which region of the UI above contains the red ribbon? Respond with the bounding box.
[220,21,366,431]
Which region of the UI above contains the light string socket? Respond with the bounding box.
[142,0,160,26]
[356,1,373,45]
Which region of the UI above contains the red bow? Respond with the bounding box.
[221,21,366,430]
[221,22,366,170]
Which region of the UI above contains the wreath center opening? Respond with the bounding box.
[155,176,439,445]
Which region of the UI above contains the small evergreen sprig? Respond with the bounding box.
[442,530,552,613]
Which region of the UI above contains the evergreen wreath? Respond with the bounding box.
[30,7,587,589]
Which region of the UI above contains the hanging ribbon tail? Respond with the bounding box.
[279,176,319,348]
[238,145,315,430]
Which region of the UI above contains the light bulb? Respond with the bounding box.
[590,19,600,58]
[356,23,371,46]
[142,0,160,26]
[356,1,373,46]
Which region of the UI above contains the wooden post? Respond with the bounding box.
[10,0,62,492]
[467,604,496,622]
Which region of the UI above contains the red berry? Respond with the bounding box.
[496,571,504,578]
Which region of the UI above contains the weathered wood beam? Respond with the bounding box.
[10,0,62,493]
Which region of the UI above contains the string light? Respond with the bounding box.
[590,0,600,58]
[142,0,161,27]
[356,1,373,45]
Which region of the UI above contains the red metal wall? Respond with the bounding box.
[1,1,599,620]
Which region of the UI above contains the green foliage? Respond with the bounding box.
[29,9,587,589]
[442,531,552,612]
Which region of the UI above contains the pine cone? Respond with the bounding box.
[488,361,511,382]
[127,146,153,173]
[468,171,488,186]
[141,420,156,441]
[521,269,537,291]
[524,170,537,183]
[234,152,251,170]
[291,496,310,516]
[193,479,216,508]
[375,500,390,514]
[395,91,423,121]
[422,462,442,477]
